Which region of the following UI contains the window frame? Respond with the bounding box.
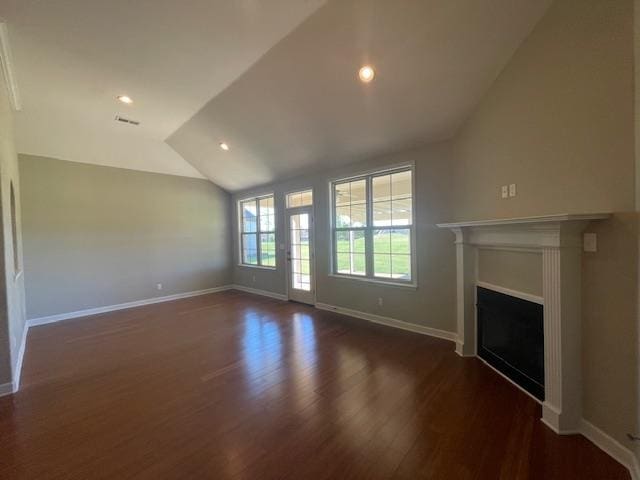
[238,193,277,269]
[330,164,417,288]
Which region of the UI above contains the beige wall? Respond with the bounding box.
[20,155,232,319]
[232,142,457,333]
[452,0,637,450]
[477,250,542,297]
[0,79,26,387]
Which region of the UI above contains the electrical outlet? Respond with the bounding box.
[501,185,508,199]
[156,283,163,291]
[509,183,517,197]
[378,297,383,306]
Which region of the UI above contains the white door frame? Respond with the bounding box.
[286,206,316,305]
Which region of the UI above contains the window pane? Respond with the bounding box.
[300,190,313,206]
[350,180,367,204]
[335,206,351,228]
[259,196,274,211]
[287,192,301,208]
[242,233,258,265]
[373,230,411,279]
[243,233,257,252]
[260,233,276,267]
[350,204,366,227]
[242,200,257,233]
[391,255,411,280]
[334,180,367,228]
[287,190,313,208]
[391,229,410,254]
[373,230,391,254]
[352,231,366,253]
[391,170,412,199]
[337,252,366,276]
[374,254,392,278]
[335,182,351,206]
[335,230,365,254]
[259,196,275,233]
[373,174,391,202]
[392,197,412,226]
[260,214,275,232]
[373,201,392,227]
[291,258,302,274]
[373,230,391,278]
[351,253,366,275]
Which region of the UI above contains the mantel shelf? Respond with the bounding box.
[437,213,610,229]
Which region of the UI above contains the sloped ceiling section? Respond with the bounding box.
[0,0,326,178]
[168,0,552,191]
[2,0,551,188]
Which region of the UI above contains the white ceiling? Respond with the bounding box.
[0,0,326,178]
[1,0,552,189]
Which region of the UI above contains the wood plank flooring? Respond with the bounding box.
[0,290,630,479]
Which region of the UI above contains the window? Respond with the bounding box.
[332,166,414,284]
[286,189,313,208]
[239,194,276,268]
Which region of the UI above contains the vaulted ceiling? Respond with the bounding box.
[1,0,552,191]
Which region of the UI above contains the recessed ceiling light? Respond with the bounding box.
[117,95,133,104]
[358,65,375,83]
[220,142,230,151]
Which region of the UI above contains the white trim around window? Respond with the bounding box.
[238,193,277,269]
[330,163,417,287]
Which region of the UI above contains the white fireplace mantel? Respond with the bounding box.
[437,213,610,434]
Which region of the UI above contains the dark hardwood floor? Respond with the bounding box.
[0,290,629,479]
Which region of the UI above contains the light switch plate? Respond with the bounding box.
[501,185,508,198]
[583,233,597,252]
[509,183,517,197]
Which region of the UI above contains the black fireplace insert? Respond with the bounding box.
[477,286,544,401]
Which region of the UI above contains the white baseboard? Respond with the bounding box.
[11,322,28,392]
[27,285,233,327]
[231,285,288,301]
[579,419,638,480]
[315,302,457,343]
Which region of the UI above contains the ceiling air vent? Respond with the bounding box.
[115,115,140,126]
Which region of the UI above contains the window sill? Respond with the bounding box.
[237,264,277,271]
[328,273,417,290]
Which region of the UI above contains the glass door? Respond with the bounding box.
[287,207,315,304]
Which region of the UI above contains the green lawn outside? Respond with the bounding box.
[249,231,410,278]
[336,230,411,278]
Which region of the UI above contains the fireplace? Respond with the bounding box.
[477,286,544,400]
[437,213,609,433]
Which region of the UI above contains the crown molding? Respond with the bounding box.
[0,22,22,111]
